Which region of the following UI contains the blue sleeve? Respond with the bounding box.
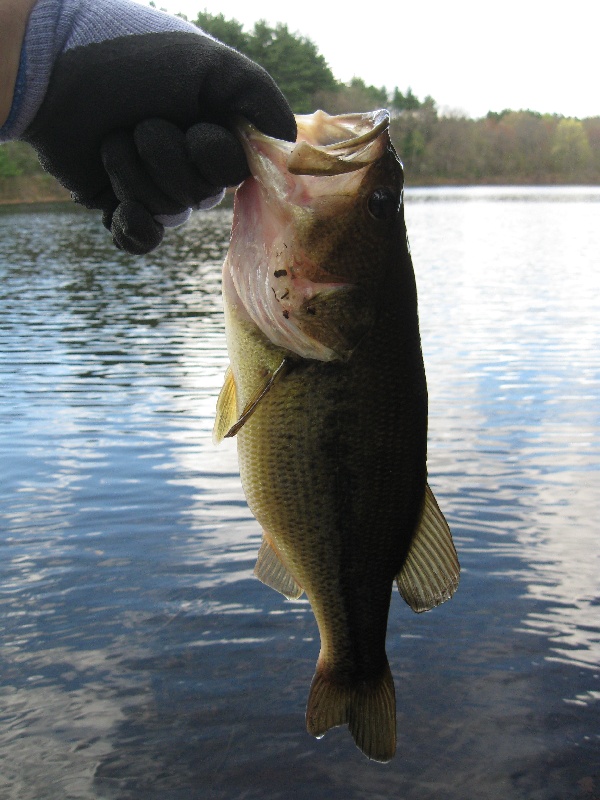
[1,0,66,142]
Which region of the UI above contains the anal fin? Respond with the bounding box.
[396,484,460,613]
[254,534,303,600]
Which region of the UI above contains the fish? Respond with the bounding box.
[213,109,459,762]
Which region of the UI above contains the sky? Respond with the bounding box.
[136,0,597,119]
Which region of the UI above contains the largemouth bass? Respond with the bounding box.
[213,109,459,762]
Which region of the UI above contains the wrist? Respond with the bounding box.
[0,0,38,127]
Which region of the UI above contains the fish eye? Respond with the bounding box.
[367,187,399,221]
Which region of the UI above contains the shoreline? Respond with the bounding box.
[0,175,70,206]
[2,175,599,210]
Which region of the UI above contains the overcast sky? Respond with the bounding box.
[136,0,597,119]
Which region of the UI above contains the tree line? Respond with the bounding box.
[1,8,599,197]
[191,11,599,184]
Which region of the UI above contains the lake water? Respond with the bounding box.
[0,186,599,800]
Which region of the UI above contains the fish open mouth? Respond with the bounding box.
[295,109,390,148]
[239,109,391,179]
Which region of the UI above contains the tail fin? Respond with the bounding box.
[306,660,396,762]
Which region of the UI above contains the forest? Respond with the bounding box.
[1,8,599,203]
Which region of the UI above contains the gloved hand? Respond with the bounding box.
[5,0,296,253]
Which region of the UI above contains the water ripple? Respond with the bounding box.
[1,192,599,798]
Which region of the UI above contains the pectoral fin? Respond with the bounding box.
[213,366,238,444]
[396,484,460,613]
[254,534,303,600]
[213,358,291,442]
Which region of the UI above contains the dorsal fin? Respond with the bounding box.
[254,535,303,600]
[396,484,460,613]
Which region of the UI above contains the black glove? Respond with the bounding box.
[18,2,296,254]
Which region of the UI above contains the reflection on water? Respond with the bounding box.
[1,188,599,799]
[405,187,600,681]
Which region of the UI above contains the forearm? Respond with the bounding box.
[0,0,38,126]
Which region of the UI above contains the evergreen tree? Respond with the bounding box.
[194,11,249,53]
[192,13,337,113]
[244,21,337,113]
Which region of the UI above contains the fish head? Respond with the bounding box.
[224,109,406,361]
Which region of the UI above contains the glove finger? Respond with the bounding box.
[111,200,164,255]
[186,123,250,188]
[95,187,120,232]
[155,209,192,227]
[67,184,119,230]
[134,119,220,207]
[101,130,187,217]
